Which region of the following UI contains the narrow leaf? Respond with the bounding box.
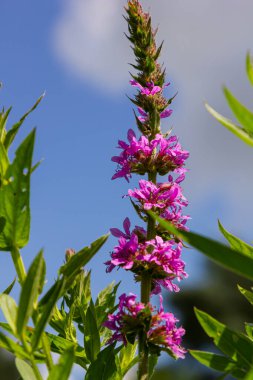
[195,308,253,369]
[17,251,45,336]
[0,331,30,359]
[218,221,253,258]
[223,86,253,135]
[15,358,37,380]
[85,344,121,380]
[0,141,9,178]
[0,294,17,334]
[245,323,253,340]
[190,350,237,372]
[149,354,158,379]
[119,342,138,377]
[47,346,75,380]
[205,103,253,147]
[84,301,101,362]
[238,285,253,306]
[3,278,16,295]
[246,52,253,86]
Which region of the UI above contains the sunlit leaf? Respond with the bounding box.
[246,52,253,86]
[84,300,100,362]
[85,344,121,380]
[190,350,237,372]
[218,221,253,258]
[223,87,253,136]
[118,341,138,377]
[47,346,75,380]
[245,323,253,341]
[2,278,16,295]
[238,285,253,306]
[0,331,30,359]
[205,103,253,147]
[17,251,45,336]
[151,213,253,281]
[15,358,37,380]
[0,294,17,334]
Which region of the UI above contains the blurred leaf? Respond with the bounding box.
[32,279,64,349]
[245,368,253,380]
[223,86,253,136]
[60,234,109,280]
[149,354,158,379]
[15,358,37,380]
[119,341,138,377]
[84,300,101,362]
[47,346,75,380]
[195,308,253,369]
[0,294,17,335]
[4,94,44,150]
[245,324,253,340]
[246,52,253,86]
[17,251,45,336]
[218,221,253,258]
[205,103,253,147]
[0,107,11,142]
[85,344,121,380]
[2,277,16,295]
[190,350,237,372]
[0,331,30,359]
[151,213,253,281]
[238,285,253,306]
[0,217,5,234]
[0,129,35,250]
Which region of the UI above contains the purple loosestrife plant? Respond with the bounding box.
[104,1,189,378]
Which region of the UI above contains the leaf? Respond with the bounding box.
[60,234,109,279]
[4,94,44,150]
[0,129,36,250]
[84,301,101,362]
[149,354,158,379]
[245,368,253,380]
[0,107,11,142]
[32,279,65,349]
[218,221,253,258]
[3,277,16,295]
[245,324,253,340]
[0,141,9,179]
[0,330,30,359]
[85,344,121,380]
[119,341,138,377]
[223,86,253,136]
[95,281,120,327]
[15,358,37,380]
[246,52,253,86]
[17,251,45,336]
[205,103,253,147]
[0,294,18,334]
[195,308,253,369]
[151,213,253,281]
[190,350,237,372]
[238,285,253,306]
[0,217,5,234]
[47,346,75,380]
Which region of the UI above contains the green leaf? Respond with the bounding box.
[0,141,9,179]
[0,129,36,250]
[4,94,44,150]
[15,358,37,380]
[47,346,75,380]
[0,330,30,359]
[245,323,253,340]
[0,294,18,335]
[223,86,253,136]
[205,103,253,147]
[32,279,65,349]
[84,300,101,362]
[2,277,16,295]
[17,251,45,336]
[149,354,158,379]
[60,234,109,279]
[238,286,253,306]
[118,341,138,377]
[195,308,253,369]
[95,281,120,327]
[246,52,253,86]
[190,350,237,372]
[245,368,253,380]
[0,107,11,143]
[0,217,5,234]
[85,344,121,380]
[218,221,253,258]
[151,213,253,281]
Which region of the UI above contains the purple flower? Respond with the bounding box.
[130,80,163,96]
[137,107,172,123]
[111,130,189,181]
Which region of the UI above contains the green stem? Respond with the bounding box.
[138,171,157,380]
[11,247,54,371]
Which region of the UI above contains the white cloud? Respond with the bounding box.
[52,0,253,235]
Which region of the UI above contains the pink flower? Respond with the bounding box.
[137,107,172,123]
[130,80,164,96]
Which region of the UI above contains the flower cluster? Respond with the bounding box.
[103,294,186,359]
[104,0,189,362]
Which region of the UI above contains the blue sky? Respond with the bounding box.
[1,0,253,377]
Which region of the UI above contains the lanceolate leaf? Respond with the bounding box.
[15,358,37,380]
[47,346,75,380]
[0,331,30,359]
[85,344,121,380]
[245,323,253,340]
[238,285,253,306]
[246,52,253,86]
[205,103,253,147]
[84,301,101,362]
[151,213,253,281]
[218,221,253,258]
[0,294,18,335]
[0,129,36,250]
[2,278,16,295]
[195,308,253,369]
[119,342,138,377]
[190,350,238,372]
[4,94,44,150]
[0,141,9,180]
[17,251,45,336]
[223,86,253,136]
